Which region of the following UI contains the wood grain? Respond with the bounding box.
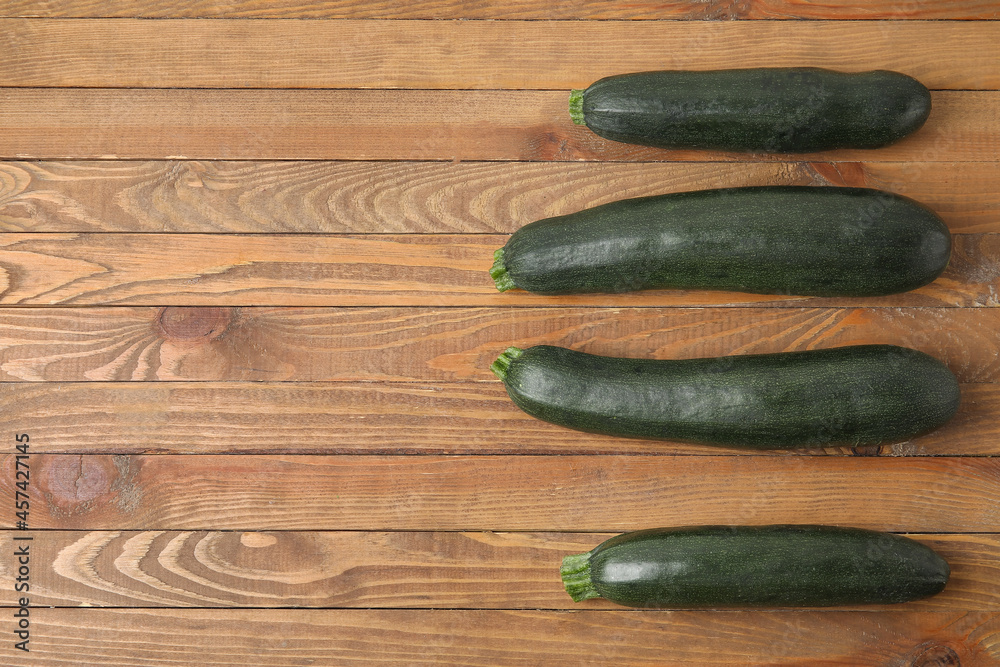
[2,0,997,20]
[2,454,998,531]
[5,608,995,666]
[0,381,995,456]
[0,306,996,383]
[0,232,994,308]
[0,89,995,162]
[2,20,998,89]
[0,5,995,666]
[0,531,994,611]
[1,160,999,234]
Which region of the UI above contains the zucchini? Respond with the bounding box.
[490,344,959,449]
[490,186,951,298]
[561,525,950,607]
[570,68,931,152]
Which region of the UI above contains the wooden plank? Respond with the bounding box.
[0,159,995,232]
[2,20,998,90]
[2,160,999,234]
[0,530,994,610]
[0,89,995,162]
[2,0,997,20]
[0,232,993,308]
[7,609,996,666]
[0,232,501,307]
[2,454,998,531]
[0,381,995,456]
[0,306,995,383]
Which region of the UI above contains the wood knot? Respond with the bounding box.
[241,533,278,548]
[213,532,327,573]
[910,644,961,667]
[157,307,232,341]
[41,456,115,508]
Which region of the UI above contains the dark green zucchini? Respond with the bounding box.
[570,68,931,152]
[561,525,950,607]
[490,186,951,297]
[490,344,959,449]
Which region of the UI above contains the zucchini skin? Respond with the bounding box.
[491,186,951,298]
[560,526,950,607]
[573,68,931,152]
[491,344,960,450]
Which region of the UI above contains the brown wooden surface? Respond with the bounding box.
[1,89,997,161]
[0,232,994,307]
[2,0,998,20]
[3,609,995,667]
[2,454,999,532]
[2,20,998,90]
[1,306,998,382]
[0,160,998,234]
[1,380,996,456]
[1,531,996,610]
[1,6,997,667]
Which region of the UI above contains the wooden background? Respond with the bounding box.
[0,2,998,665]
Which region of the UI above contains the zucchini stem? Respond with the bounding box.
[490,247,517,292]
[569,89,586,125]
[560,552,601,602]
[490,347,523,381]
